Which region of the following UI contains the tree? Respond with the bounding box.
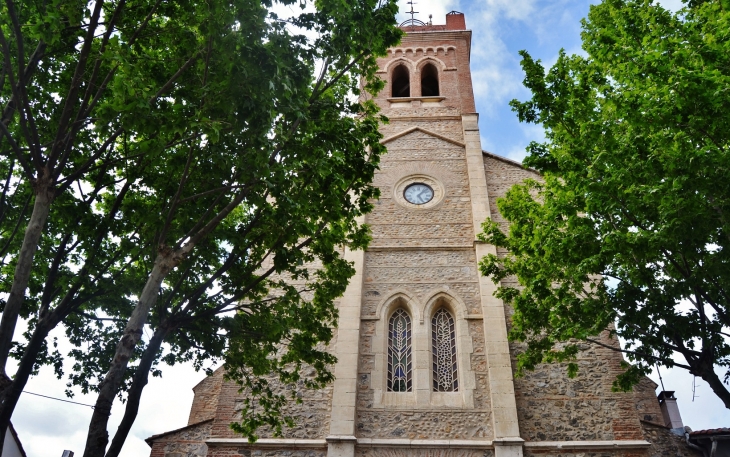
[479,0,730,407]
[0,0,400,454]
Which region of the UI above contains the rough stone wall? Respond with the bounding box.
[207,449,326,457]
[524,451,643,457]
[208,355,335,440]
[356,449,493,457]
[148,420,212,457]
[484,154,670,445]
[188,368,225,425]
[509,337,643,442]
[355,409,491,439]
[641,422,702,457]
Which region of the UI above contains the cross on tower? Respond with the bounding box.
[407,1,419,22]
[399,1,426,27]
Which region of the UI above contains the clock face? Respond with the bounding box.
[404,183,434,205]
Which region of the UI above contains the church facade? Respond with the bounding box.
[147,12,699,457]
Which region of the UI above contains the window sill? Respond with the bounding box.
[387,96,445,102]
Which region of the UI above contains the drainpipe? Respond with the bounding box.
[685,430,708,457]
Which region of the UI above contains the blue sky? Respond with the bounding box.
[10,1,727,456]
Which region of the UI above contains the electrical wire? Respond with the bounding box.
[22,390,95,408]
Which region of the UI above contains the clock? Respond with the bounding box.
[404,183,434,205]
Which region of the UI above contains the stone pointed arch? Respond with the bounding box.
[415,55,447,72]
[375,289,421,323]
[381,56,416,74]
[422,288,469,324]
[422,288,476,406]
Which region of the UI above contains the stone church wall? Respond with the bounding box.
[483,154,667,445]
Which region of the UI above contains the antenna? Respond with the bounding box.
[656,364,666,391]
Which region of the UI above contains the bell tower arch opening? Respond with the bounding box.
[420,62,440,96]
[391,64,410,97]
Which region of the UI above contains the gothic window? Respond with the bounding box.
[387,309,412,392]
[432,308,458,392]
[420,63,439,96]
[391,65,410,97]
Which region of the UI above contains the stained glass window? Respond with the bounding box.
[387,309,412,392]
[432,308,458,392]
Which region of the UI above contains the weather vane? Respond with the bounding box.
[399,1,427,27]
[407,1,419,21]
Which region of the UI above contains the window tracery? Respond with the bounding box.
[432,308,458,392]
[387,309,412,392]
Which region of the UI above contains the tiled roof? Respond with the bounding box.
[144,418,214,446]
[689,428,730,436]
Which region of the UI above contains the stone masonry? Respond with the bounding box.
[147,12,701,457]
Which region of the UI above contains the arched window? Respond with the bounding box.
[387,309,412,392]
[432,308,458,392]
[391,65,410,97]
[420,63,440,97]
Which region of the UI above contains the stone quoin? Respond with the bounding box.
[146,12,702,457]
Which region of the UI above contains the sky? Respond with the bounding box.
[9,0,728,456]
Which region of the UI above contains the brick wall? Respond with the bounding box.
[188,368,225,425]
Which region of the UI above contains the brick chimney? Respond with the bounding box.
[445,11,466,30]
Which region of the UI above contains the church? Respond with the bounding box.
[146,12,700,457]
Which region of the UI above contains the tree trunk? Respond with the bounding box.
[0,179,53,375]
[104,324,171,457]
[695,356,730,410]
[82,252,179,457]
[0,315,56,457]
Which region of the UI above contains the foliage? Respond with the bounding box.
[0,0,400,453]
[479,0,730,407]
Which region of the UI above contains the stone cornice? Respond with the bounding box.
[357,439,493,449]
[206,438,652,451]
[206,438,327,448]
[524,440,651,450]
